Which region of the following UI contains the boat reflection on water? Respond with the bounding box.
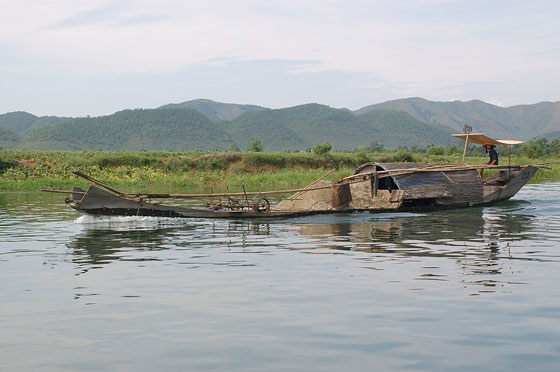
[287,201,536,289]
[67,219,273,273]
[67,228,179,273]
[290,203,534,253]
[68,201,535,290]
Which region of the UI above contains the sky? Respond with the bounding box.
[1,0,559,117]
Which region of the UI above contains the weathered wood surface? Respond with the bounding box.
[354,163,485,202]
[482,166,538,203]
[438,169,483,205]
[332,182,352,209]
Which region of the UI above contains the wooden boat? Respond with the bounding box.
[43,163,542,219]
[41,134,546,219]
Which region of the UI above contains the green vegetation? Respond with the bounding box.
[521,138,560,158]
[1,99,559,192]
[225,104,457,151]
[1,104,458,151]
[0,150,355,191]
[355,109,455,149]
[27,108,233,151]
[1,148,557,192]
[427,145,445,156]
[312,142,332,155]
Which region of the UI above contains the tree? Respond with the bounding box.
[312,142,332,155]
[246,137,263,152]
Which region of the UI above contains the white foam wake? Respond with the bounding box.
[74,214,196,229]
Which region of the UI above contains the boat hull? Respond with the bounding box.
[68,186,321,219]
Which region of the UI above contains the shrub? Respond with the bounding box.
[427,145,444,156]
[243,152,286,168]
[196,157,228,171]
[0,159,16,174]
[312,142,332,155]
[390,149,417,163]
[355,150,370,165]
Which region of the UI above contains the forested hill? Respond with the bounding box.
[27,108,234,151]
[159,99,268,121]
[0,111,71,134]
[224,104,454,150]
[356,97,560,139]
[1,104,456,151]
[1,97,559,151]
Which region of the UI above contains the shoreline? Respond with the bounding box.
[1,150,557,192]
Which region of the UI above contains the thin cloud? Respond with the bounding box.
[41,3,124,29]
[42,2,170,30]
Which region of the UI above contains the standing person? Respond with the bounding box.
[479,144,498,177]
[485,144,499,166]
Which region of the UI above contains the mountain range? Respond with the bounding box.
[1,98,558,151]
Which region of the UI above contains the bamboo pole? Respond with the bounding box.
[40,189,86,195]
[461,132,470,163]
[140,185,337,199]
[286,168,335,200]
[372,171,378,197]
[508,144,512,180]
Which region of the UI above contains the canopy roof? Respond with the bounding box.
[452,133,525,146]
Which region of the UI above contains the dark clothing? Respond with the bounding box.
[488,148,498,165]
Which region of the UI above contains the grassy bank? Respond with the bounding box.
[0,149,557,192]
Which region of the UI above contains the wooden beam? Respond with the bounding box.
[286,168,335,200]
[72,171,126,195]
[40,189,86,195]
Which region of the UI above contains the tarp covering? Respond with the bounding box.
[452,133,525,145]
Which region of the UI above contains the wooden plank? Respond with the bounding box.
[332,182,352,209]
[72,171,126,195]
[371,171,378,197]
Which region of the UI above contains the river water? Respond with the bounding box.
[1,183,560,371]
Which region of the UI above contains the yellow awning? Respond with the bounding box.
[452,133,525,146]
